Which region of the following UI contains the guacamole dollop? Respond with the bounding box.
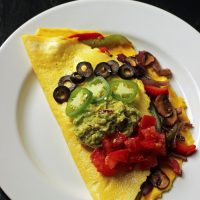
[72,98,140,147]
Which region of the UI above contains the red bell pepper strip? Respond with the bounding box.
[144,85,168,97]
[98,46,112,56]
[99,46,110,53]
[174,142,196,156]
[99,46,108,53]
[68,32,104,41]
[159,157,182,175]
[166,157,182,176]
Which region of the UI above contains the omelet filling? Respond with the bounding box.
[73,97,140,147]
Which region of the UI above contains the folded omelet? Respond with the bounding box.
[22,28,194,200]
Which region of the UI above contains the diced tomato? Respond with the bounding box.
[105,156,117,169]
[140,140,157,150]
[139,124,166,156]
[102,133,127,153]
[174,142,196,156]
[144,85,168,97]
[102,137,113,154]
[129,152,146,163]
[129,153,158,170]
[90,115,170,176]
[138,155,158,170]
[116,163,134,172]
[125,137,141,153]
[91,148,117,176]
[140,131,166,156]
[140,126,157,140]
[105,149,129,169]
[68,32,104,41]
[139,115,156,129]
[112,132,127,148]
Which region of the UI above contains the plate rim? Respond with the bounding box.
[0,0,200,200]
[1,0,200,51]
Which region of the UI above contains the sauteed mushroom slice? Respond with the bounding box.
[134,192,142,200]
[154,94,173,118]
[136,51,155,66]
[164,108,178,127]
[141,76,169,87]
[125,56,137,67]
[140,181,153,195]
[151,59,172,78]
[158,68,173,78]
[150,169,170,190]
[136,51,172,78]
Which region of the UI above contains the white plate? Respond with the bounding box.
[0,0,200,199]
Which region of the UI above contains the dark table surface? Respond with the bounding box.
[0,0,200,199]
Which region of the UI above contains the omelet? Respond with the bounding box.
[22,28,194,200]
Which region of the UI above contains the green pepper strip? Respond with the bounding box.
[85,76,111,103]
[66,87,92,118]
[150,103,161,132]
[166,123,178,146]
[110,79,138,104]
[81,34,133,49]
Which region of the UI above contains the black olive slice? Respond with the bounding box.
[76,61,93,78]
[107,60,120,75]
[118,64,134,79]
[53,86,70,104]
[133,65,146,78]
[94,62,111,78]
[150,169,170,190]
[58,75,76,91]
[70,72,85,84]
